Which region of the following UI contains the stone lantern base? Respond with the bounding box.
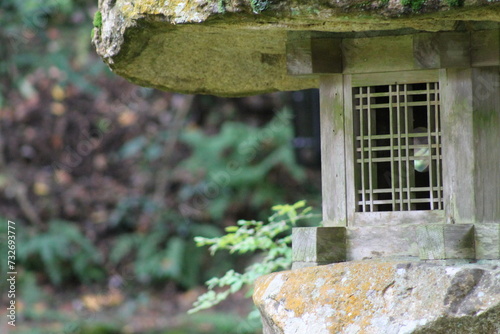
[253,260,500,334]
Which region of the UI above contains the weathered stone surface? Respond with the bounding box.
[93,0,500,96]
[253,260,500,333]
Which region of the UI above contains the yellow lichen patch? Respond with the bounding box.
[118,0,161,18]
[324,262,396,332]
[279,270,320,316]
[116,2,137,20]
[253,272,280,303]
[117,0,212,23]
[254,261,399,333]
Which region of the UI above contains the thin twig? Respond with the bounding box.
[0,121,43,227]
[153,94,194,203]
[13,180,44,227]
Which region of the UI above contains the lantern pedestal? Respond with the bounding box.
[254,260,500,334]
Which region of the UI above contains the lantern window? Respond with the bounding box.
[353,82,443,212]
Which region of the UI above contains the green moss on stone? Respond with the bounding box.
[217,0,226,13]
[91,10,102,40]
[445,0,462,7]
[250,0,269,13]
[93,10,102,28]
[401,0,426,11]
[216,0,268,15]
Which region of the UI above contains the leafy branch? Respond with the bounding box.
[189,201,319,313]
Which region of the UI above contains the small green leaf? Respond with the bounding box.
[225,226,239,232]
[119,136,147,158]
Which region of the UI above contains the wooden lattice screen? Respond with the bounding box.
[353,82,443,212]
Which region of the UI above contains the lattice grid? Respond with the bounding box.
[353,82,443,212]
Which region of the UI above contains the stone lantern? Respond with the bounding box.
[94,1,500,332]
[290,28,500,267]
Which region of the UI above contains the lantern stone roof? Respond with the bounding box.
[93,0,500,96]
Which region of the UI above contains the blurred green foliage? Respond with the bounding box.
[111,110,308,289]
[0,217,105,288]
[179,110,305,220]
[186,312,262,334]
[0,0,107,106]
[109,198,221,287]
[18,220,105,285]
[0,107,313,291]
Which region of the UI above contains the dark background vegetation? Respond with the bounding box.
[0,1,321,333]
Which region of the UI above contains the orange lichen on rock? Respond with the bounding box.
[254,261,397,332]
[253,260,500,333]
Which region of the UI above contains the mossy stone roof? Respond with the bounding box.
[93,0,500,96]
